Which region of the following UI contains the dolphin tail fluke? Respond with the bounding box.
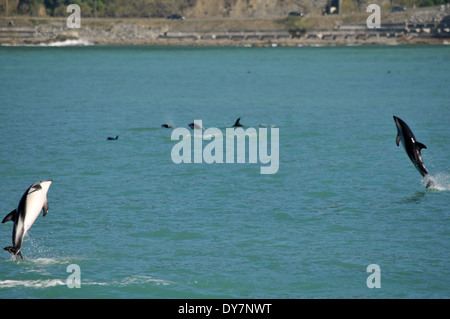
[4,246,23,260]
[425,176,435,189]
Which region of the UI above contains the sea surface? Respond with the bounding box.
[0,44,449,299]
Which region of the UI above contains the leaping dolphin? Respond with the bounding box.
[393,116,434,188]
[2,180,53,259]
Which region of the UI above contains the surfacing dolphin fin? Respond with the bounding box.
[233,118,243,127]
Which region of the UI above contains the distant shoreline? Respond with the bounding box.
[1,7,449,47]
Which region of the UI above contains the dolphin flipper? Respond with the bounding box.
[2,210,16,223]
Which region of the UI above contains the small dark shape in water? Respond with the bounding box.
[188,123,204,130]
[161,124,173,128]
[107,136,119,140]
[233,118,243,127]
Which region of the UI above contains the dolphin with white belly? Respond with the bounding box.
[2,180,53,259]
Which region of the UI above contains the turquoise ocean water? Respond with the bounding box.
[0,45,449,299]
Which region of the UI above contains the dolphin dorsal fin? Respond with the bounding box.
[396,135,401,147]
[2,209,16,223]
[416,142,427,150]
[233,118,243,127]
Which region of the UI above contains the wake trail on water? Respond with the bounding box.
[0,274,172,289]
[0,279,66,288]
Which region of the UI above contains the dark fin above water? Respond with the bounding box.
[188,123,204,130]
[233,118,243,127]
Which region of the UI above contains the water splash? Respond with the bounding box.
[424,173,450,191]
[39,39,92,47]
[116,275,173,287]
[0,279,66,288]
[1,39,91,47]
[0,275,172,289]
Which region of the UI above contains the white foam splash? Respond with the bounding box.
[28,257,68,265]
[2,39,92,47]
[0,279,66,288]
[424,173,450,191]
[116,275,173,287]
[39,39,92,47]
[0,275,172,289]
